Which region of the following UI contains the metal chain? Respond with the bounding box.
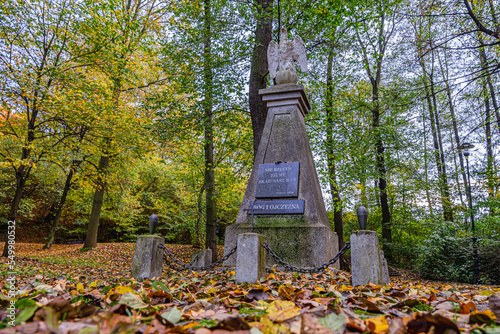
[158,244,237,272]
[261,242,351,273]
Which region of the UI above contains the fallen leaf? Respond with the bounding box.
[366,315,389,334]
[459,301,476,314]
[489,294,500,323]
[407,313,459,334]
[267,300,301,322]
[470,310,497,325]
[161,307,181,324]
[318,312,347,334]
[301,313,333,334]
[119,292,148,309]
[387,317,406,334]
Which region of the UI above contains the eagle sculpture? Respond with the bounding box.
[267,27,308,85]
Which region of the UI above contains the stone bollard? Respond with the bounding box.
[380,250,390,285]
[350,231,383,286]
[190,249,212,268]
[131,235,165,281]
[236,233,266,284]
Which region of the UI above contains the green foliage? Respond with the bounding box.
[416,221,500,284]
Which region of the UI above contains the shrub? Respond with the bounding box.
[417,221,500,284]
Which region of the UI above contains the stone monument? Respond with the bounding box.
[131,214,165,280]
[224,29,338,268]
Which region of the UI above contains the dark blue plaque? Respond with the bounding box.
[249,200,304,215]
[255,162,299,198]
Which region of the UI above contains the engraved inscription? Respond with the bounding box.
[250,200,304,215]
[255,162,299,198]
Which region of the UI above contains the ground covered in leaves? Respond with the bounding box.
[0,243,499,334]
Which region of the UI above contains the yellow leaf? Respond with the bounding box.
[76,283,84,292]
[315,285,325,292]
[183,322,200,329]
[105,285,134,299]
[267,300,300,322]
[470,310,497,325]
[366,315,388,334]
[250,316,290,334]
[479,290,495,297]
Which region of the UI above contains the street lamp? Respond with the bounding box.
[458,142,479,284]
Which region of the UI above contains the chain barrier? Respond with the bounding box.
[159,241,350,274]
[261,242,351,273]
[158,244,237,272]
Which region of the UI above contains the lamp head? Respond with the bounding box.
[458,143,475,157]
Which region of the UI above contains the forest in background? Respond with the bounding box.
[0,0,499,283]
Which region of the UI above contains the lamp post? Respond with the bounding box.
[357,206,368,230]
[458,143,479,284]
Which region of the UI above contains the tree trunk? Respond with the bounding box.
[325,50,346,270]
[420,55,453,221]
[437,49,466,207]
[421,105,434,215]
[248,0,273,157]
[2,120,35,257]
[372,91,392,245]
[483,84,496,215]
[203,0,217,262]
[429,65,453,221]
[83,152,110,250]
[478,43,500,135]
[44,161,80,249]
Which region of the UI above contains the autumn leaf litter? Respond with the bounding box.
[0,243,499,334]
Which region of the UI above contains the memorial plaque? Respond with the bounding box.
[255,162,299,198]
[249,200,304,215]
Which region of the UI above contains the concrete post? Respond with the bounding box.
[350,231,383,286]
[380,250,390,285]
[235,233,266,284]
[131,235,164,281]
[190,249,213,268]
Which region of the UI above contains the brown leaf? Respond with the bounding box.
[278,286,295,301]
[145,318,169,334]
[0,321,50,334]
[75,302,97,318]
[387,317,407,334]
[212,317,250,331]
[301,313,334,334]
[246,289,269,301]
[407,313,459,334]
[392,299,422,309]
[489,294,500,323]
[46,298,76,320]
[458,301,476,314]
[355,297,383,313]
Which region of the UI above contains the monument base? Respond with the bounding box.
[224,219,338,269]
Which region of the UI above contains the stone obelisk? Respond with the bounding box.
[223,31,338,268]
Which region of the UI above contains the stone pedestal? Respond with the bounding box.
[131,235,164,280]
[350,231,384,286]
[380,250,390,284]
[190,249,212,268]
[236,233,266,284]
[224,84,338,269]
